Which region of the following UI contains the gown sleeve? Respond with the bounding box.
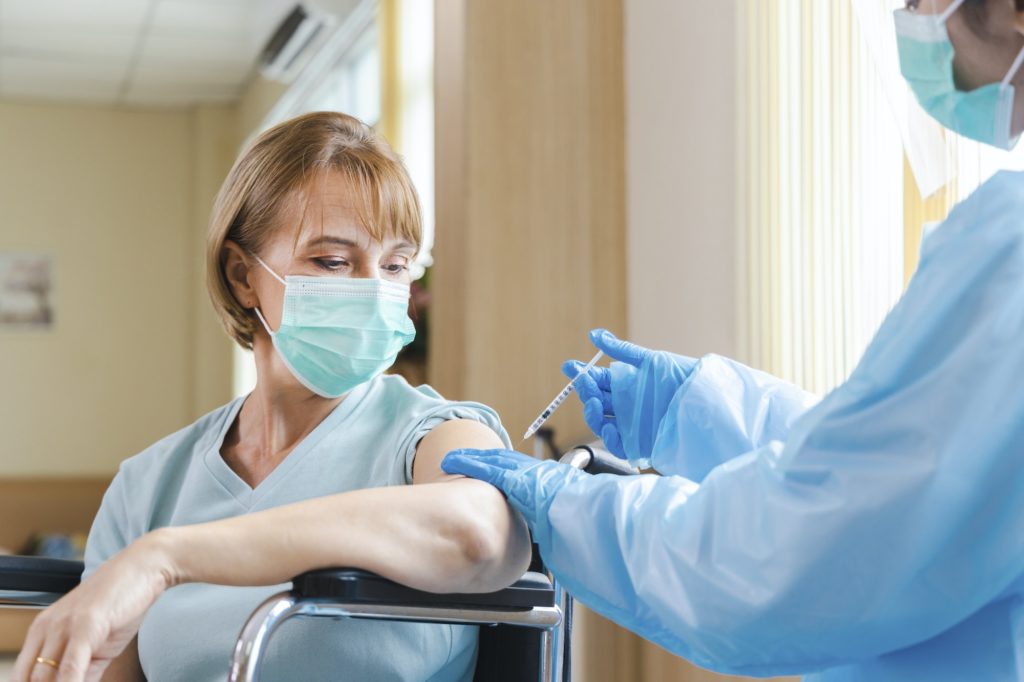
[650,354,818,480]
[537,172,1024,676]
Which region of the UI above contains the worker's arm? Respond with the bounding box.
[567,332,817,482]
[448,178,1024,676]
[646,353,818,480]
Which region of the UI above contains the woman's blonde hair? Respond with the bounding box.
[206,111,422,349]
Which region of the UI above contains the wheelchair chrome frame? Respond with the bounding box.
[0,592,61,608]
[228,591,563,682]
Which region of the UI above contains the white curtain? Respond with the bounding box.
[743,0,905,395]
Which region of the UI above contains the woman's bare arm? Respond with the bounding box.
[151,418,532,594]
[14,419,532,682]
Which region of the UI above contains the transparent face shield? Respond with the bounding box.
[852,0,953,197]
[854,0,1024,198]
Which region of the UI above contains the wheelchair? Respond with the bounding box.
[0,445,633,682]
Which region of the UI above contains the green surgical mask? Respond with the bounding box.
[895,0,1024,150]
[252,255,416,398]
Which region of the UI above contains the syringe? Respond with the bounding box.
[523,350,604,441]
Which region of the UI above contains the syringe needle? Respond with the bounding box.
[522,350,604,441]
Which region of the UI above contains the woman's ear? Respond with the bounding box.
[222,240,258,309]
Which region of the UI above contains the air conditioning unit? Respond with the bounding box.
[259,4,331,83]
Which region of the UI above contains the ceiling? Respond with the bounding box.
[0,0,304,107]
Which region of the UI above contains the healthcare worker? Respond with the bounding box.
[442,1,1024,679]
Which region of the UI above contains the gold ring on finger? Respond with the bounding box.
[35,656,60,669]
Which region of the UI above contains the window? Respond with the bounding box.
[742,0,1024,396]
[742,0,905,394]
[259,0,380,130]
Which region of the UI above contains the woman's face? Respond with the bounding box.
[248,174,417,332]
[912,0,1024,133]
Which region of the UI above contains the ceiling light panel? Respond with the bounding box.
[149,0,252,37]
[0,0,150,32]
[0,55,128,84]
[0,27,138,62]
[0,56,124,103]
[136,32,257,67]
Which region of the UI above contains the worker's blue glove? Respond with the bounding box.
[441,449,586,549]
[564,329,696,466]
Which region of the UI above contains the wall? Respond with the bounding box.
[432,0,626,447]
[234,76,288,150]
[0,101,191,476]
[623,4,799,681]
[188,105,240,417]
[0,100,238,477]
[625,0,744,363]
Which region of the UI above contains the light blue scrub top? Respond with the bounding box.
[83,374,510,682]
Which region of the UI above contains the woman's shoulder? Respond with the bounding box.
[365,375,510,484]
[370,374,503,427]
[371,375,508,437]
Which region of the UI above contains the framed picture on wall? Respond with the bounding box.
[0,253,54,330]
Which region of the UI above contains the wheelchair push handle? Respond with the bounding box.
[559,444,637,476]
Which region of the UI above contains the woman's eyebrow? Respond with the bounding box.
[303,235,360,249]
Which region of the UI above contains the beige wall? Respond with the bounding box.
[188,105,240,418]
[0,100,241,477]
[234,77,288,150]
[431,0,626,447]
[623,3,797,681]
[0,70,305,479]
[625,0,744,363]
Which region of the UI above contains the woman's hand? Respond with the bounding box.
[13,531,175,682]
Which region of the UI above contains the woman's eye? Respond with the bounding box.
[382,262,409,275]
[315,258,349,271]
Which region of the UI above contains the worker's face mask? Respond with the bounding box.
[251,255,416,398]
[895,0,1024,150]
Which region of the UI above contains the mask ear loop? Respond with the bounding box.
[252,307,276,337]
[994,44,1024,149]
[1000,44,1024,90]
[249,253,287,336]
[938,0,967,24]
[251,254,287,285]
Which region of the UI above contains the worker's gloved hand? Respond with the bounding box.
[564,329,696,466]
[441,449,586,548]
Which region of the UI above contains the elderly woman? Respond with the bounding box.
[14,111,531,682]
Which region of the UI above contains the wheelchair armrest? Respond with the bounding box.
[0,556,83,593]
[292,569,555,610]
[0,555,83,607]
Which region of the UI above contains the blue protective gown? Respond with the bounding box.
[539,171,1024,680]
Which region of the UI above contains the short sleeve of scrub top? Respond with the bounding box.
[82,374,511,682]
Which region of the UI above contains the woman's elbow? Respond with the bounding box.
[449,486,531,591]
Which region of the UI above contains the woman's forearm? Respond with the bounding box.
[147,478,531,594]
